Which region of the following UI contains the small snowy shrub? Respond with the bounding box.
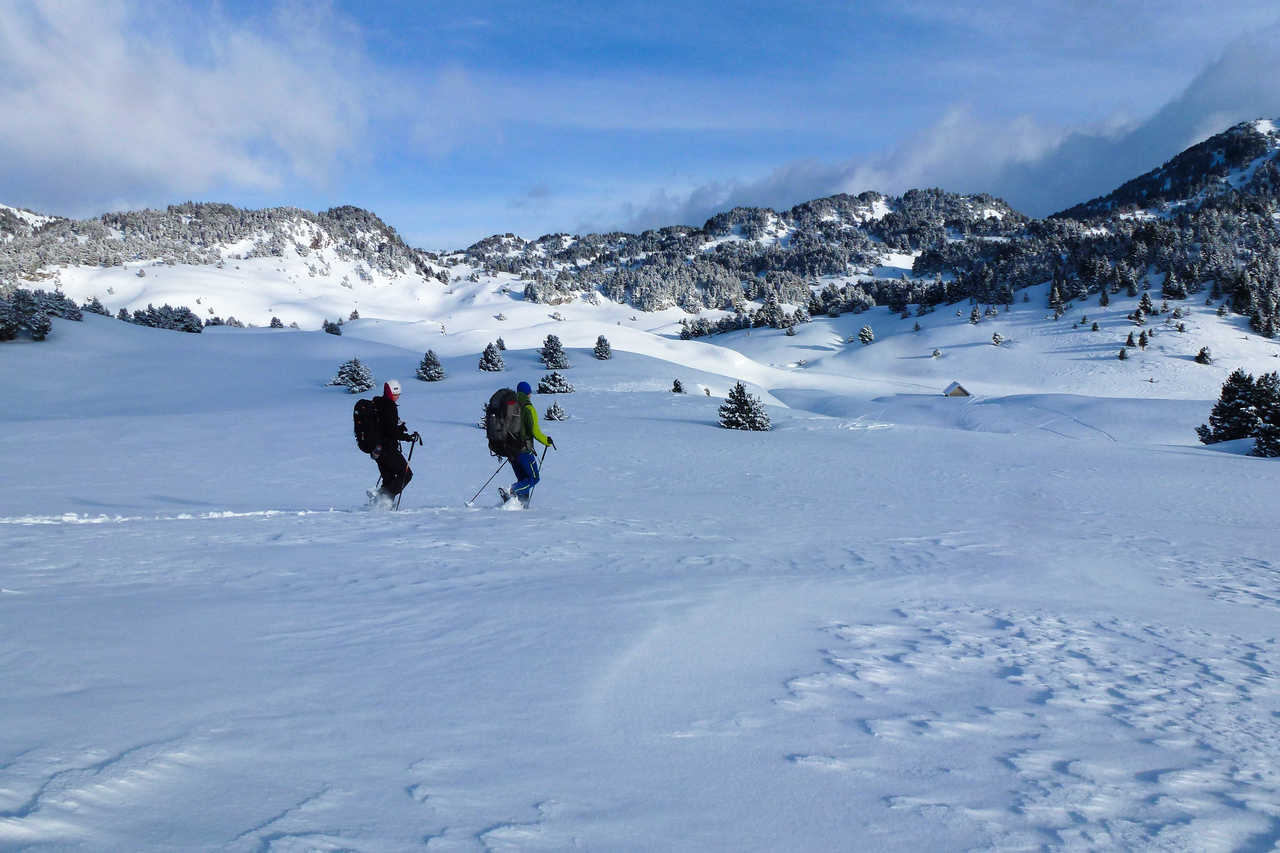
[545,401,567,421]
[593,335,612,359]
[672,379,684,394]
[270,316,284,328]
[991,332,1004,346]
[858,325,874,345]
[537,371,574,394]
[323,319,342,336]
[719,382,771,431]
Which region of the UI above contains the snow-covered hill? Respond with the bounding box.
[2,272,1280,849]
[3,116,1280,851]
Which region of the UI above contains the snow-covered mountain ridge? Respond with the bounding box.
[1055,119,1280,220]
[3,117,1279,339]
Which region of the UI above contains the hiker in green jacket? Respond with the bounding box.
[500,380,555,506]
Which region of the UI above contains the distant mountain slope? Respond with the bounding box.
[1054,119,1280,220]
[3,118,1279,339]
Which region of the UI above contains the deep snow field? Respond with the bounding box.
[3,275,1280,852]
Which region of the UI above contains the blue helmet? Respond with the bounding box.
[516,381,532,394]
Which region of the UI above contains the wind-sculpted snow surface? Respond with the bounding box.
[2,309,1280,850]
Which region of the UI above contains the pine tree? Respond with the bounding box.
[349,309,360,321]
[1125,331,1136,347]
[593,335,612,359]
[858,325,874,345]
[1099,288,1110,307]
[0,298,18,341]
[82,296,109,316]
[1252,372,1280,457]
[1196,368,1258,443]
[1139,292,1155,315]
[991,332,1004,346]
[330,357,373,393]
[417,350,445,381]
[1195,346,1212,364]
[540,334,570,368]
[719,381,771,431]
[496,337,506,351]
[270,316,284,328]
[1091,322,1100,331]
[537,371,574,393]
[1118,348,1127,360]
[913,321,921,332]
[479,342,505,372]
[545,401,568,421]
[672,379,685,393]
[323,319,342,336]
[1138,330,1148,349]
[969,306,981,324]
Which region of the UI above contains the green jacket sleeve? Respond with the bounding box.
[523,402,550,447]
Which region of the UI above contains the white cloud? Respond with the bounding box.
[584,20,1280,232]
[0,0,381,213]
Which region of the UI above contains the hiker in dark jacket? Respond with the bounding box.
[371,379,420,501]
[500,381,554,506]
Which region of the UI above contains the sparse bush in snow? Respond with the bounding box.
[992,332,1004,346]
[672,379,684,393]
[1195,346,1213,364]
[545,401,567,421]
[323,319,342,336]
[858,325,874,345]
[719,381,771,431]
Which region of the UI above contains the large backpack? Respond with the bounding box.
[353,397,382,453]
[484,388,524,457]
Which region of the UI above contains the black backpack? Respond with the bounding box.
[353,397,382,453]
[484,388,524,457]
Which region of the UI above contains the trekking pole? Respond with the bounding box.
[394,439,416,511]
[466,459,508,506]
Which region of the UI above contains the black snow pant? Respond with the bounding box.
[375,445,413,497]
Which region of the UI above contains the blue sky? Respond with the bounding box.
[2,0,1280,248]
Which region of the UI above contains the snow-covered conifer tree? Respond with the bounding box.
[672,379,684,393]
[593,335,612,359]
[81,296,109,316]
[858,325,874,345]
[545,401,567,421]
[537,371,574,393]
[417,350,445,381]
[479,343,505,372]
[719,381,771,431]
[992,332,1004,346]
[330,357,373,393]
[323,319,342,336]
[1195,346,1212,364]
[270,316,284,328]
[1196,368,1257,443]
[1252,372,1280,457]
[541,334,570,369]
[496,337,506,351]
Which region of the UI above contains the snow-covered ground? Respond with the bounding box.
[2,281,1280,851]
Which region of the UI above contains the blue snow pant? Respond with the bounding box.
[509,451,540,503]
